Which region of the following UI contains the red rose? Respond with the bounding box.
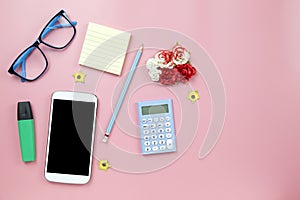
[175,63,196,81]
[159,68,181,85]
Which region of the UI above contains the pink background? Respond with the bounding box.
[1,0,300,199]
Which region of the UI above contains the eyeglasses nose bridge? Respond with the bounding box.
[33,40,41,47]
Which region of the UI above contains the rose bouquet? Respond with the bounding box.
[146,44,197,85]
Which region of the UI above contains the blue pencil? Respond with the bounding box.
[103,45,143,143]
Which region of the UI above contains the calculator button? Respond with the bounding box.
[144,141,150,146]
[145,147,151,152]
[144,136,150,140]
[165,116,170,121]
[148,118,153,123]
[158,134,164,139]
[166,139,173,149]
[151,129,156,134]
[143,130,149,134]
[152,146,159,151]
[166,128,171,133]
[157,123,164,128]
[143,124,148,129]
[166,133,172,138]
[142,118,147,123]
[154,117,159,122]
[165,122,171,127]
[158,129,164,133]
[159,140,165,145]
[167,139,173,145]
[150,124,156,128]
[160,145,166,150]
[151,135,157,139]
[160,117,165,122]
[152,140,158,145]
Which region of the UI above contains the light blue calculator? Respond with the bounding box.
[137,99,177,155]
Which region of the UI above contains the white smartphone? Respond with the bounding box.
[44,91,98,184]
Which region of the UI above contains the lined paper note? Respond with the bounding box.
[79,22,131,75]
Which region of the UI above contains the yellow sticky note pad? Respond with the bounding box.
[79,22,131,76]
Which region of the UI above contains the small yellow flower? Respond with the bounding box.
[188,90,200,103]
[98,160,111,172]
[72,71,86,83]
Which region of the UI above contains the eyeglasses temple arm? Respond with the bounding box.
[20,60,26,82]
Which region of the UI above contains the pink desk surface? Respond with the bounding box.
[1,0,300,199]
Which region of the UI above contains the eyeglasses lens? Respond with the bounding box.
[13,46,47,80]
[41,14,75,48]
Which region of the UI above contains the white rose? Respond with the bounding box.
[149,72,160,81]
[148,68,161,82]
[146,58,159,70]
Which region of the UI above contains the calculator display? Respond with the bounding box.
[141,104,169,115]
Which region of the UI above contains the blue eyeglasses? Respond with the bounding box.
[8,10,77,82]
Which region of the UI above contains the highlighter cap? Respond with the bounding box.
[18,101,33,120]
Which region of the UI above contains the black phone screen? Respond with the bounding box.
[46,99,96,176]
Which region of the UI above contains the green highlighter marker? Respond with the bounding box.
[17,101,35,162]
